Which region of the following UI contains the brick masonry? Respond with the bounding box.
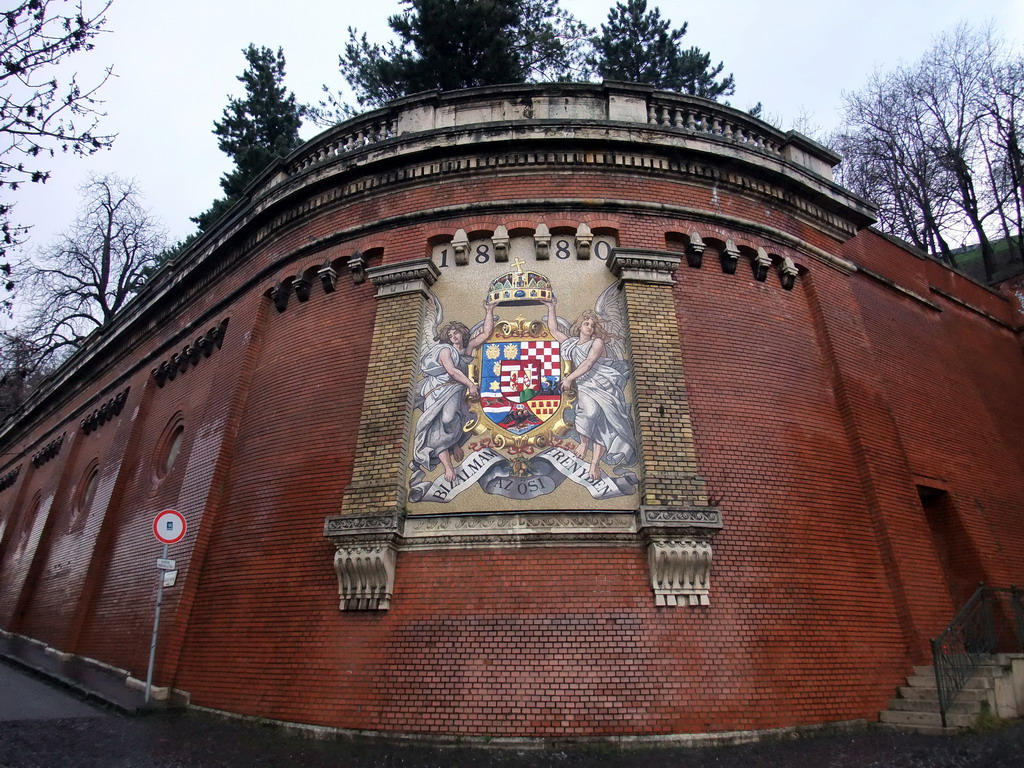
[1,85,1022,739]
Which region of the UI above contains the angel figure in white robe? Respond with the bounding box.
[544,294,637,481]
[412,298,495,484]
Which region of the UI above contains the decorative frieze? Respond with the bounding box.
[81,387,130,435]
[0,465,20,491]
[152,318,229,387]
[31,434,64,468]
[271,250,368,312]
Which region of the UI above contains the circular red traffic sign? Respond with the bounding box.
[153,509,187,544]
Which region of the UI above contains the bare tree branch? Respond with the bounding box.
[0,0,115,316]
[12,174,166,385]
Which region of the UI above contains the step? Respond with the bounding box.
[880,709,979,729]
[906,674,992,690]
[887,697,982,714]
[898,684,990,704]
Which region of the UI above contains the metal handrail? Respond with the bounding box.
[930,585,1024,727]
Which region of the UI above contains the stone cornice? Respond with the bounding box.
[366,259,440,298]
[608,249,681,284]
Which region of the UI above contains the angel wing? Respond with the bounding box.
[594,282,630,360]
[420,289,444,351]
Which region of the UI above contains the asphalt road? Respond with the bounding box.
[2,661,1023,767]
[0,661,106,722]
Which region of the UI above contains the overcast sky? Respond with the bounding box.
[8,0,1024,274]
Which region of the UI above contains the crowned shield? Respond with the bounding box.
[478,328,562,435]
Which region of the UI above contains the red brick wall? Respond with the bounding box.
[2,159,1024,738]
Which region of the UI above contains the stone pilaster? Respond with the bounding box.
[327,258,439,610]
[609,248,722,606]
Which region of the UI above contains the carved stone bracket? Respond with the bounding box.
[366,259,439,299]
[492,225,510,262]
[751,247,772,282]
[152,318,229,388]
[0,465,20,491]
[324,515,401,611]
[638,505,722,607]
[607,249,681,284]
[80,387,130,435]
[31,433,65,468]
[778,256,798,290]
[685,232,705,268]
[575,223,593,259]
[318,259,338,293]
[333,541,397,611]
[323,507,722,611]
[648,539,713,607]
[721,239,740,274]
[534,223,551,260]
[347,251,367,284]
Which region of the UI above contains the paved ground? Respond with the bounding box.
[2,661,1024,767]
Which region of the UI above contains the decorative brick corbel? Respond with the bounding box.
[269,282,290,312]
[318,259,338,292]
[31,433,65,467]
[492,225,510,263]
[208,318,229,349]
[451,229,469,266]
[534,223,551,260]
[778,257,798,290]
[293,273,312,302]
[751,247,771,282]
[347,251,367,285]
[324,515,401,611]
[721,239,739,275]
[575,223,593,259]
[0,466,20,491]
[173,350,190,373]
[686,232,705,268]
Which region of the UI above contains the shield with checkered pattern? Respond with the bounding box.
[479,337,562,435]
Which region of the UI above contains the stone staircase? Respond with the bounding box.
[880,656,1021,734]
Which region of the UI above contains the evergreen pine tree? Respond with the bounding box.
[590,0,734,100]
[334,0,590,111]
[195,45,305,231]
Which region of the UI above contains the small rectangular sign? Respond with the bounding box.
[162,570,178,587]
[156,558,176,571]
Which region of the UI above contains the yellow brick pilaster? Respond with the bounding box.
[610,250,711,510]
[338,259,439,518]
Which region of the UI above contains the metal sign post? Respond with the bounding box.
[146,510,186,705]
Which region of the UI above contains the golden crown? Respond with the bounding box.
[487,258,553,306]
